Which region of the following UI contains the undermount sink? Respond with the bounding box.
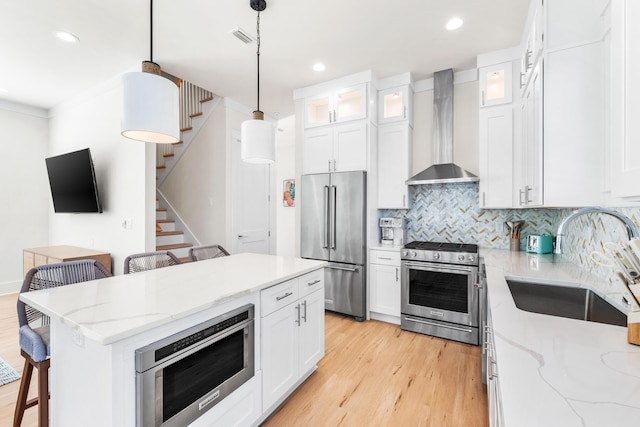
[506,279,627,327]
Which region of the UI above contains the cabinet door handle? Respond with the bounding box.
[276,292,293,301]
[402,194,406,207]
[403,106,407,119]
[378,256,392,260]
[482,191,486,207]
[481,90,485,106]
[520,72,525,89]
[295,303,300,325]
[302,300,307,322]
[307,279,321,286]
[327,160,331,172]
[525,185,533,203]
[396,267,399,282]
[333,159,336,171]
[519,189,525,206]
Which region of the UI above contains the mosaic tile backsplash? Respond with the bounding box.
[381,183,640,283]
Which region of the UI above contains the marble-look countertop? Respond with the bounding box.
[19,253,326,345]
[482,249,640,426]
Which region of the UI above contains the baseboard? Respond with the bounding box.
[0,280,21,296]
[370,312,401,325]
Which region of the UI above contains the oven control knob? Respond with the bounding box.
[402,251,408,257]
[468,255,475,262]
[411,251,418,258]
[432,253,440,260]
[458,254,466,261]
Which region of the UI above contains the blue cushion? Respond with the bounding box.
[19,325,50,363]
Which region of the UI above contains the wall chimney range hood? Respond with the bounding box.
[406,69,479,185]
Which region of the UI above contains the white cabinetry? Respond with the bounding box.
[369,249,401,323]
[304,84,367,128]
[378,85,413,125]
[303,121,368,173]
[486,304,504,427]
[611,0,640,199]
[261,270,324,411]
[479,62,513,107]
[479,105,513,208]
[519,61,543,207]
[378,122,412,209]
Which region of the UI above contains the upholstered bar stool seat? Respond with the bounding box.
[14,260,111,427]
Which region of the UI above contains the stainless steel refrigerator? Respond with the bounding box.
[301,171,366,321]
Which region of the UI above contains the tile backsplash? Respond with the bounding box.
[382,183,640,283]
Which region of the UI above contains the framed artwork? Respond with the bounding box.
[283,179,295,207]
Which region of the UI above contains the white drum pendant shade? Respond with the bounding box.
[241,118,275,163]
[121,71,180,144]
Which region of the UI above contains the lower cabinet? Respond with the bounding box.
[369,249,401,323]
[261,270,325,411]
[485,303,504,427]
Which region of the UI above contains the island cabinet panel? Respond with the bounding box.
[261,270,325,413]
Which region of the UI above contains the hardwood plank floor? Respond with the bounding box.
[0,293,487,427]
[263,313,488,427]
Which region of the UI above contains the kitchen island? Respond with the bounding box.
[20,253,326,427]
[482,249,640,426]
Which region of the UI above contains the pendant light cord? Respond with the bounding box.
[150,0,154,63]
[256,11,261,112]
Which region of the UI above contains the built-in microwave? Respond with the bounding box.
[135,304,254,427]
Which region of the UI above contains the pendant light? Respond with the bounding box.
[241,0,275,163]
[121,0,179,144]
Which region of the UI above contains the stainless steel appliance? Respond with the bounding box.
[401,242,480,345]
[379,217,404,246]
[135,304,254,427]
[301,171,366,321]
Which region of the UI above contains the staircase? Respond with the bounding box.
[155,80,218,261]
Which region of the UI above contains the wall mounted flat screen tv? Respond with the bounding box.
[45,148,103,213]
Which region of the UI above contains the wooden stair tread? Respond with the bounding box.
[172,140,184,146]
[180,127,193,132]
[200,96,214,103]
[156,218,175,223]
[156,230,184,237]
[163,153,175,158]
[156,243,193,251]
[189,112,203,118]
[156,165,166,170]
[156,208,167,212]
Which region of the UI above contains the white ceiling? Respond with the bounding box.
[0,0,529,118]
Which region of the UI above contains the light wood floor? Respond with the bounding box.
[0,293,488,427]
[263,313,488,427]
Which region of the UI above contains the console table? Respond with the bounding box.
[23,245,112,275]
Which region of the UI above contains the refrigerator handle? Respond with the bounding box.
[323,185,329,249]
[330,185,337,249]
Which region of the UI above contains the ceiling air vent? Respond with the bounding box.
[230,27,254,44]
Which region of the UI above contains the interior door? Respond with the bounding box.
[232,134,271,254]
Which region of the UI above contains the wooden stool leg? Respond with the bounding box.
[37,359,50,427]
[13,356,34,427]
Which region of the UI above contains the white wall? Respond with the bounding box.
[275,115,296,257]
[48,72,152,275]
[0,104,50,294]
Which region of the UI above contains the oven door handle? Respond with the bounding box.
[403,315,474,334]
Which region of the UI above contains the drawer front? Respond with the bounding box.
[298,269,324,298]
[370,250,400,266]
[261,279,298,317]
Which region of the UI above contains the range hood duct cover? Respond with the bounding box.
[406,69,479,185]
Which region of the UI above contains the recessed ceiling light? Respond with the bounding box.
[313,63,326,72]
[55,31,80,43]
[446,18,463,31]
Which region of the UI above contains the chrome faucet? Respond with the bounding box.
[555,207,640,254]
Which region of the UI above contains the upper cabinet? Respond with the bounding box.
[378,85,413,125]
[479,62,513,108]
[610,0,640,199]
[520,1,543,91]
[304,84,367,128]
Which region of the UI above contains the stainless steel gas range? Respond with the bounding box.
[401,241,480,345]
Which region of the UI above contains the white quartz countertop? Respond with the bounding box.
[482,249,640,426]
[19,253,326,345]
